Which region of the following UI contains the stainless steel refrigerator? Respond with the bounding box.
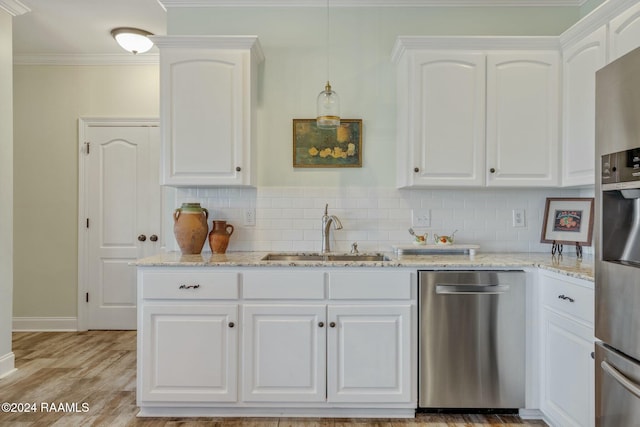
[595,46,640,426]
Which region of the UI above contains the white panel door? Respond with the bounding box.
[140,304,238,403]
[242,304,326,402]
[409,52,486,186]
[562,26,607,187]
[85,124,161,329]
[609,2,640,62]
[486,52,560,187]
[327,305,412,403]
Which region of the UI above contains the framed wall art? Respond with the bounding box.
[293,119,362,168]
[540,197,594,256]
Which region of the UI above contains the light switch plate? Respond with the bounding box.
[512,209,525,227]
[412,209,431,227]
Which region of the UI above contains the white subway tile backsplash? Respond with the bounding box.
[170,186,589,254]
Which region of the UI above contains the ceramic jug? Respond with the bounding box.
[173,203,209,255]
[208,220,234,254]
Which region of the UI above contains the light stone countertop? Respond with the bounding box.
[135,251,594,282]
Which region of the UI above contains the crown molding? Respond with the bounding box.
[159,0,586,7]
[0,0,30,16]
[560,0,640,48]
[392,36,561,62]
[13,53,159,66]
[151,35,264,62]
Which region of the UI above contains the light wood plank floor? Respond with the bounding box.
[0,331,547,426]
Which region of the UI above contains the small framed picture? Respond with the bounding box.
[540,197,595,245]
[293,119,362,168]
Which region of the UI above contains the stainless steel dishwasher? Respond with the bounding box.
[418,270,526,409]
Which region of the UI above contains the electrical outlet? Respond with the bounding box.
[512,209,526,228]
[244,208,256,226]
[412,209,431,227]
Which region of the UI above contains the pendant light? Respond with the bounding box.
[316,0,340,129]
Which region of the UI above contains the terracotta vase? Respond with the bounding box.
[208,220,235,254]
[173,203,209,255]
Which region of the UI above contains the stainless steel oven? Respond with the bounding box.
[595,46,640,426]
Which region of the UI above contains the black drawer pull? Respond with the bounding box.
[558,294,575,303]
[178,284,200,290]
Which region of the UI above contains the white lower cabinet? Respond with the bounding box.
[242,304,327,402]
[137,267,415,416]
[327,305,411,403]
[539,270,595,427]
[140,304,238,403]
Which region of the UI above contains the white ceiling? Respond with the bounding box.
[7,0,586,64]
[10,0,167,63]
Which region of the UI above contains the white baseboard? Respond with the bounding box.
[0,352,16,378]
[13,317,78,332]
[519,408,544,420]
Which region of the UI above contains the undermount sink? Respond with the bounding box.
[261,253,389,262]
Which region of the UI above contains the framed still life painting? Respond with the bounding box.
[540,197,595,245]
[293,119,362,168]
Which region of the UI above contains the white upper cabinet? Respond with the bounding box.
[609,1,640,62]
[154,36,263,187]
[561,26,607,187]
[393,38,560,188]
[486,52,560,187]
[395,51,486,187]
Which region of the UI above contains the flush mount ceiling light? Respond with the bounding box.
[316,0,340,129]
[111,27,154,55]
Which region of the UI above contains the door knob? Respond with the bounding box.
[149,235,158,242]
[137,234,147,242]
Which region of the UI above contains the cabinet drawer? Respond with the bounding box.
[243,270,325,299]
[542,273,594,325]
[141,270,239,300]
[329,271,412,300]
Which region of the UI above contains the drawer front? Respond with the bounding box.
[542,273,594,325]
[328,271,412,300]
[243,270,325,299]
[142,270,239,300]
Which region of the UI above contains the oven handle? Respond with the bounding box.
[602,360,640,399]
[435,284,509,295]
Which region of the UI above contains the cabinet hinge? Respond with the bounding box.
[84,141,90,154]
[85,292,89,303]
[86,218,90,228]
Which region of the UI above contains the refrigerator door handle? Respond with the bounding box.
[435,284,510,294]
[602,360,640,399]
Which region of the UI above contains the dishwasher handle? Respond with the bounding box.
[435,284,510,295]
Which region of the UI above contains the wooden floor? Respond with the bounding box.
[0,331,547,426]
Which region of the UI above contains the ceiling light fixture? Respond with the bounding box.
[316,0,340,129]
[111,27,154,55]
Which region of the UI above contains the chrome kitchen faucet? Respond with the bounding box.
[321,203,342,253]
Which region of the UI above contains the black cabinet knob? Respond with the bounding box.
[236,166,241,172]
[228,322,235,328]
[329,322,336,328]
[318,322,324,328]
[149,235,158,242]
[490,168,496,174]
[414,167,419,173]
[137,234,146,241]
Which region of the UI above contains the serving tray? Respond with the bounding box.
[392,244,480,258]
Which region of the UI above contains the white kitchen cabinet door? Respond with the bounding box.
[397,51,486,187]
[561,26,607,187]
[242,304,326,402]
[486,52,560,187]
[155,36,263,187]
[327,305,412,403]
[541,308,595,427]
[139,304,238,403]
[609,2,640,62]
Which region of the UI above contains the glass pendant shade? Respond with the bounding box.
[316,81,340,129]
[111,27,154,54]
